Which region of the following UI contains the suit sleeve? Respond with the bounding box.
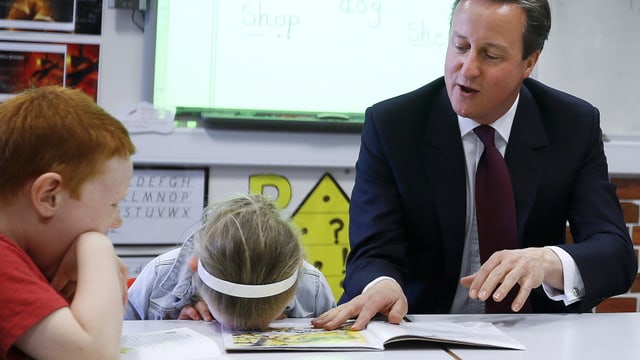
[341,107,410,303]
[560,106,637,311]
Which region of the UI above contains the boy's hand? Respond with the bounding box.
[50,233,128,304]
[50,240,80,301]
[116,257,129,306]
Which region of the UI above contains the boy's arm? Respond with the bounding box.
[15,232,126,360]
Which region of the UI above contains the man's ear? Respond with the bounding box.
[31,172,63,218]
[188,256,198,272]
[523,50,541,79]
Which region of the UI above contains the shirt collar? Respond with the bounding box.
[458,94,519,143]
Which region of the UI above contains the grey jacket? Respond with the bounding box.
[125,235,336,320]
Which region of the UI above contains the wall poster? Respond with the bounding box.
[109,166,209,246]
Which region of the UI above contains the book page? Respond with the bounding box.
[222,320,381,351]
[366,321,526,350]
[121,327,222,359]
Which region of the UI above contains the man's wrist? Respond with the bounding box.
[542,246,564,290]
[362,276,398,294]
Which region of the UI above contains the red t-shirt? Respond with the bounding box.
[0,235,68,360]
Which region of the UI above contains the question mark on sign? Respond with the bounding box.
[329,218,344,244]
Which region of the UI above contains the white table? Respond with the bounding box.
[421,313,640,359]
[123,313,640,359]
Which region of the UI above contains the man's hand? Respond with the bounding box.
[460,247,563,311]
[178,300,214,321]
[311,279,407,330]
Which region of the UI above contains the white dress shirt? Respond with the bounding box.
[450,94,585,312]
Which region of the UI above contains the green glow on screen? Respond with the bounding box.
[153,0,451,124]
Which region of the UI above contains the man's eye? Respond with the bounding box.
[453,43,468,52]
[483,51,502,60]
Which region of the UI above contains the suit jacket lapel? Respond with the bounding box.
[423,89,467,302]
[506,85,549,244]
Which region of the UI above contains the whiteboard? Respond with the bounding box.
[537,0,640,137]
[152,0,451,116]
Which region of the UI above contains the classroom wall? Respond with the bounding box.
[98,4,145,116]
[536,0,640,137]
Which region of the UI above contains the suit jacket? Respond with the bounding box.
[341,77,637,313]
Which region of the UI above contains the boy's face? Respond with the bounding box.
[64,156,133,234]
[35,157,133,275]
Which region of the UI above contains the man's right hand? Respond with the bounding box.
[311,279,408,330]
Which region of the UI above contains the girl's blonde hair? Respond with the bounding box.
[192,193,303,330]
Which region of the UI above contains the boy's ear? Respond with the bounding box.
[188,256,198,272]
[31,172,63,217]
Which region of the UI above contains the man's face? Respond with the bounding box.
[444,0,539,124]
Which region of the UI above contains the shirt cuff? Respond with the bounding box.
[363,276,398,294]
[542,246,585,305]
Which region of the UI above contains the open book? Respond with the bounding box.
[121,327,222,359]
[222,318,525,351]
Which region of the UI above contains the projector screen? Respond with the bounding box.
[152,0,452,131]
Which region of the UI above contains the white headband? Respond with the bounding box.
[197,259,299,298]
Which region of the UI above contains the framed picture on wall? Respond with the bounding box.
[0,0,103,34]
[0,41,100,102]
[0,0,77,32]
[109,166,210,246]
[0,41,66,101]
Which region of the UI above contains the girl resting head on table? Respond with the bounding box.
[125,193,335,330]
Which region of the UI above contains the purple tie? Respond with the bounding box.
[474,125,530,313]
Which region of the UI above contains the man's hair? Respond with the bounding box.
[193,193,304,330]
[450,0,551,59]
[0,86,136,203]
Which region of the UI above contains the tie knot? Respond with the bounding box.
[474,125,496,148]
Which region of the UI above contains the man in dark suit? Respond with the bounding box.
[313,0,637,331]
